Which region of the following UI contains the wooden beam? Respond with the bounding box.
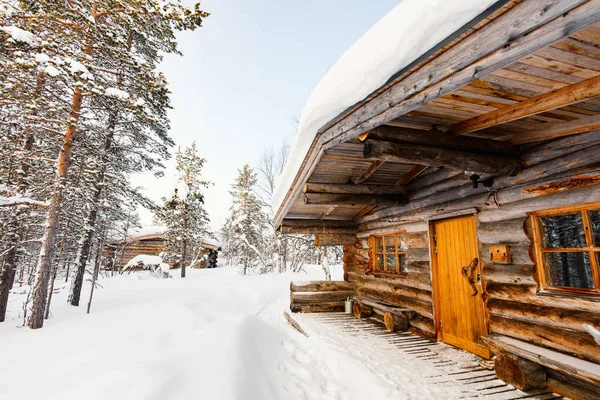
[450,75,600,136]
[363,140,523,176]
[314,234,357,246]
[304,193,409,206]
[508,114,600,144]
[281,219,356,229]
[361,125,517,156]
[304,182,407,195]
[281,226,357,235]
[354,160,384,184]
[395,165,427,185]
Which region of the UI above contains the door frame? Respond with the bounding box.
[428,213,490,356]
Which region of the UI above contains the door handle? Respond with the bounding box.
[461,258,479,297]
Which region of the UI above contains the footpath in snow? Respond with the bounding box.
[0,265,524,400]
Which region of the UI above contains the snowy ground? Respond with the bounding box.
[1,264,484,400]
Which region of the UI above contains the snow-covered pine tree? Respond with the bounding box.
[158,142,212,278]
[223,164,270,275]
[1,0,209,328]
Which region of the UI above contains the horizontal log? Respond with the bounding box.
[352,295,416,319]
[384,312,409,332]
[406,247,430,263]
[483,263,536,286]
[478,184,600,223]
[290,290,356,304]
[485,283,599,314]
[363,140,523,176]
[489,316,600,365]
[290,301,345,313]
[304,193,409,206]
[290,280,354,292]
[361,125,517,157]
[487,298,600,333]
[356,222,428,238]
[484,334,600,388]
[353,302,372,318]
[356,286,433,319]
[361,146,600,224]
[348,270,431,292]
[494,353,547,391]
[408,314,435,337]
[546,375,600,400]
[355,160,385,184]
[282,219,356,228]
[477,219,528,244]
[314,234,357,246]
[281,227,357,235]
[303,182,407,195]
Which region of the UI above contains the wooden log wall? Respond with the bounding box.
[289,280,355,313]
[344,231,436,337]
[352,131,600,367]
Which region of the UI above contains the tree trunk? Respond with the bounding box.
[87,235,103,314]
[322,247,331,281]
[0,229,18,322]
[181,204,188,278]
[27,86,83,329]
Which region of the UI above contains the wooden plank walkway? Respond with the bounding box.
[298,313,565,400]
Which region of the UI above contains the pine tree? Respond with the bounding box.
[223,164,270,275]
[158,142,212,277]
[1,1,210,328]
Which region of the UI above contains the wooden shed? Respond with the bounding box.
[275,1,600,397]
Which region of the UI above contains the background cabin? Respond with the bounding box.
[106,232,220,270]
[275,1,600,398]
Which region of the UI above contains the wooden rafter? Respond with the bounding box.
[449,75,600,136]
[354,160,384,184]
[508,114,600,144]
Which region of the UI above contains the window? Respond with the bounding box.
[532,204,600,295]
[371,234,407,274]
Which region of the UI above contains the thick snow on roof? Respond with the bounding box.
[272,0,499,214]
[130,225,167,238]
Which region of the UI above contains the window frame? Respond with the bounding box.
[369,233,407,274]
[530,202,600,296]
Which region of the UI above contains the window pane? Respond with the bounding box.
[376,254,384,271]
[375,237,383,252]
[540,213,586,248]
[543,252,594,289]
[398,254,407,273]
[384,236,395,252]
[589,210,600,247]
[385,254,397,272]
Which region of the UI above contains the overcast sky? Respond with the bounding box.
[132,0,400,231]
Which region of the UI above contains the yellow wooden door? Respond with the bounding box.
[433,215,490,358]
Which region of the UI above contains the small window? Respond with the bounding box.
[532,204,600,295]
[370,234,407,274]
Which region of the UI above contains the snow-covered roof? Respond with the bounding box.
[272,0,500,215]
[130,225,167,238]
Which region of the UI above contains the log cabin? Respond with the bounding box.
[106,229,220,270]
[274,1,600,397]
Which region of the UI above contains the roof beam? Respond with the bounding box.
[449,75,600,136]
[363,140,523,176]
[304,193,409,206]
[354,160,384,184]
[319,205,338,220]
[281,219,356,228]
[304,182,407,195]
[360,125,517,156]
[508,114,600,144]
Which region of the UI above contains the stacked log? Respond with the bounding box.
[289,280,355,313]
[205,249,218,268]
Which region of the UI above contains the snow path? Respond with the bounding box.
[0,266,561,399]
